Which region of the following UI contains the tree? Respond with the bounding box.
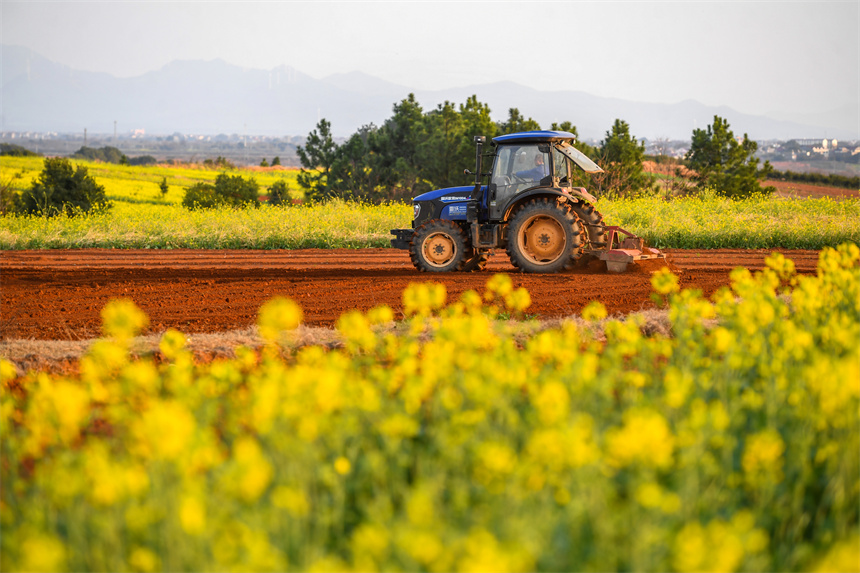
[296,119,339,202]
[267,180,289,206]
[497,108,541,135]
[159,177,169,198]
[592,119,653,197]
[374,94,427,196]
[419,101,465,189]
[260,158,269,167]
[16,158,110,216]
[1,178,17,215]
[685,115,774,198]
[457,95,497,176]
[271,156,281,166]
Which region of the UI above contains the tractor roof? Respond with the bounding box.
[492,130,576,144]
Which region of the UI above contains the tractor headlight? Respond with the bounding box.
[413,203,421,220]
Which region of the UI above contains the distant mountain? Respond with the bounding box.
[2,45,856,140]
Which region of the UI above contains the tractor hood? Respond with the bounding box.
[414,186,475,203]
[555,142,605,174]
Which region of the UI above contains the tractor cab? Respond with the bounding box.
[488,132,603,220]
[487,133,603,220]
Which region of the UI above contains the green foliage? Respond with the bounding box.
[1,178,17,215]
[297,119,339,203]
[497,107,541,134]
[0,143,40,157]
[769,169,860,190]
[271,156,281,166]
[181,173,260,210]
[158,177,169,197]
[203,156,237,170]
[296,95,537,204]
[15,158,111,217]
[181,182,220,210]
[591,119,653,198]
[128,155,157,166]
[260,158,269,167]
[72,146,128,164]
[686,115,775,199]
[420,101,465,189]
[213,173,260,207]
[267,180,289,206]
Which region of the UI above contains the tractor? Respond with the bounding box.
[390,130,663,273]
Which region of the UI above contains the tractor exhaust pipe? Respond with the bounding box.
[466,136,486,223]
[473,135,485,186]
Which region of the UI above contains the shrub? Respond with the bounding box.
[213,173,259,207]
[128,155,158,166]
[181,182,220,209]
[181,174,260,210]
[0,178,17,215]
[15,157,110,216]
[267,180,289,206]
[0,143,40,157]
[72,146,128,164]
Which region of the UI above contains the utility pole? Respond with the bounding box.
[84,128,87,146]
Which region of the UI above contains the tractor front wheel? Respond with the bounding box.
[410,219,468,272]
[506,198,586,273]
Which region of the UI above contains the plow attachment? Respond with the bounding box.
[592,226,666,272]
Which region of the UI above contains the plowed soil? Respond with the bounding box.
[1,248,820,341]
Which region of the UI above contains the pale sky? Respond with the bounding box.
[2,0,858,120]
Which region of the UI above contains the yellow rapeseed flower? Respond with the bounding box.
[334,456,352,475]
[101,298,149,340]
[742,429,785,486]
[605,408,675,470]
[257,296,303,343]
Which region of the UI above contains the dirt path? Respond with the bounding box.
[0,248,821,340]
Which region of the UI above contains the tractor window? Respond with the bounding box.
[490,144,551,211]
[552,148,569,185]
[512,146,549,184]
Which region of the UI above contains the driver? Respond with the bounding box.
[515,154,548,182]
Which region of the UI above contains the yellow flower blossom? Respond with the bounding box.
[742,429,785,486]
[101,298,149,340]
[606,408,675,470]
[334,456,351,475]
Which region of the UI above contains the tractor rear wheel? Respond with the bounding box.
[571,201,606,249]
[507,198,586,273]
[410,219,468,272]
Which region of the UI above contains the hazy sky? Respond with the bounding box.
[3,0,858,120]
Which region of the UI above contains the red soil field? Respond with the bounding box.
[0,248,821,341]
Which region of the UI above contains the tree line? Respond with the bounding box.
[0,97,776,217]
[296,94,773,203]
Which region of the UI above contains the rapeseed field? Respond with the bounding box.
[2,156,859,249]
[2,246,858,571]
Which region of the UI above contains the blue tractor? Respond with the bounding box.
[391,130,661,273]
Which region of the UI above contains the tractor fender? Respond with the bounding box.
[502,188,594,221]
